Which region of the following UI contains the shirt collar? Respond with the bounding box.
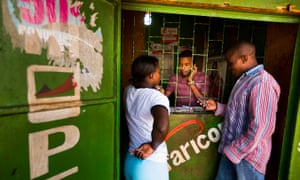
[245,64,264,76]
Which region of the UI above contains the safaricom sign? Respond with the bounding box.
[168,123,222,168]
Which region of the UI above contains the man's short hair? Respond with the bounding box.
[179,50,192,58]
[225,41,256,59]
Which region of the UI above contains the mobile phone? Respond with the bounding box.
[197,97,208,108]
[190,64,195,74]
[190,64,196,73]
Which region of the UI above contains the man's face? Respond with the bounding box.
[179,57,193,77]
[227,52,244,77]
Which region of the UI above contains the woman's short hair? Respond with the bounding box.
[131,55,159,85]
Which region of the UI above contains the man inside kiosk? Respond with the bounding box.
[164,50,210,107]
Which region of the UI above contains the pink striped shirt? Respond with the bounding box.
[215,65,280,174]
[166,71,209,106]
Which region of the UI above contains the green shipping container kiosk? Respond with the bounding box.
[121,1,300,180]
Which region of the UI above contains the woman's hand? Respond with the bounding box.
[159,87,165,94]
[155,85,165,94]
[134,143,154,160]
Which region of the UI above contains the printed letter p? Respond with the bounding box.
[29,125,80,179]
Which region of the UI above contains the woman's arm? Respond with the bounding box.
[134,105,169,159]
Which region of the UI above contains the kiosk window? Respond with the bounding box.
[122,11,266,109]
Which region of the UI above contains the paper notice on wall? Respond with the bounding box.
[149,42,174,81]
[161,27,178,45]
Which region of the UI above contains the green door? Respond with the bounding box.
[0,0,120,179]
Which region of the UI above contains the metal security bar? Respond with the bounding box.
[134,12,266,109]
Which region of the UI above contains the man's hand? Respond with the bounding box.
[188,64,198,82]
[204,99,217,111]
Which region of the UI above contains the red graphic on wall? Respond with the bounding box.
[161,27,178,45]
[36,75,77,97]
[165,120,204,141]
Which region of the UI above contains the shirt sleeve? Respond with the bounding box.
[166,75,176,93]
[224,80,280,164]
[151,90,170,115]
[194,72,210,96]
[215,102,226,116]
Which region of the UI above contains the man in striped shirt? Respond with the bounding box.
[203,41,280,180]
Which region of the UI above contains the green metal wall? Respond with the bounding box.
[0,0,120,179]
[280,26,300,180]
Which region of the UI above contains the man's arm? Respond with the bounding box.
[164,90,172,97]
[188,65,208,99]
[190,83,205,98]
[164,75,176,97]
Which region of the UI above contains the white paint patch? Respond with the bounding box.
[4,0,104,92]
